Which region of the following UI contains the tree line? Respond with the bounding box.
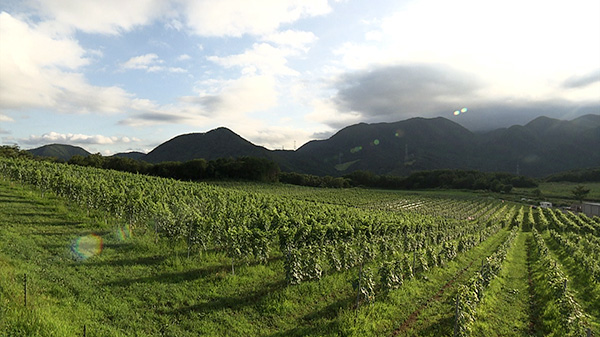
[341,169,538,191]
[68,154,280,182]
[0,145,539,190]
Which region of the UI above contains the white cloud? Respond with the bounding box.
[186,75,279,117]
[208,43,299,76]
[122,53,162,70]
[306,97,362,129]
[0,114,14,122]
[123,75,279,127]
[31,0,169,35]
[21,132,140,146]
[0,12,132,113]
[262,30,317,51]
[122,53,187,73]
[177,54,191,61]
[180,0,331,37]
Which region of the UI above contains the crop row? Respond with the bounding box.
[531,227,591,336]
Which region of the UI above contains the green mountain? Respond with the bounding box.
[26,114,600,177]
[297,117,477,176]
[27,144,90,161]
[141,114,600,177]
[144,127,272,163]
[112,151,146,160]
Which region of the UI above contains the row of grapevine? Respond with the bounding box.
[531,228,591,336]
[543,208,600,237]
[1,158,509,286]
[454,225,519,336]
[548,230,600,283]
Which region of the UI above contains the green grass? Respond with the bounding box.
[543,231,600,334]
[0,179,520,336]
[470,231,532,336]
[513,182,600,204]
[5,176,600,336]
[348,227,511,337]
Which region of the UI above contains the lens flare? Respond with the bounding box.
[72,234,103,260]
[373,139,380,145]
[461,107,468,113]
[350,146,363,153]
[453,110,460,116]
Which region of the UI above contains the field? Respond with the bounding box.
[1,158,599,336]
[513,182,600,204]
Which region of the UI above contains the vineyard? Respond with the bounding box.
[0,157,599,336]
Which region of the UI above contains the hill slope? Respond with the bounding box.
[26,114,600,177]
[27,144,90,161]
[144,127,272,163]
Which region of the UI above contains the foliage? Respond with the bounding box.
[545,167,600,183]
[343,169,536,191]
[571,184,591,203]
[68,154,280,182]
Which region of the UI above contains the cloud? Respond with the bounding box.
[21,132,140,147]
[452,101,600,131]
[0,114,14,122]
[208,43,299,76]
[31,0,169,35]
[180,0,331,37]
[0,12,132,113]
[122,53,162,70]
[122,75,279,126]
[331,64,482,123]
[262,30,317,51]
[320,62,600,131]
[177,54,191,61]
[563,69,600,89]
[122,53,187,73]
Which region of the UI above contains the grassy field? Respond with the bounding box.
[0,180,504,336]
[513,182,600,205]
[1,175,599,336]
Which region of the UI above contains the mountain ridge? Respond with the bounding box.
[26,114,600,177]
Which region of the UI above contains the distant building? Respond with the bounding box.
[539,201,552,208]
[582,202,600,217]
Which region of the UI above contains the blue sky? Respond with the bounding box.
[1,0,599,154]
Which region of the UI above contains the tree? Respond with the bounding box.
[571,185,590,204]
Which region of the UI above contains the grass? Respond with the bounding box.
[513,182,600,205]
[4,175,599,336]
[0,179,519,336]
[349,227,511,336]
[543,231,600,334]
[470,231,532,336]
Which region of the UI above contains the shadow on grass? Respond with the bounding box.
[162,279,287,315]
[265,320,340,337]
[85,255,168,267]
[301,295,354,323]
[0,196,46,206]
[413,308,455,337]
[12,211,62,218]
[103,263,232,287]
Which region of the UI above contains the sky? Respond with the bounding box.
[1,0,599,155]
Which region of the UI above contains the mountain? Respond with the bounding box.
[475,115,600,176]
[297,117,477,176]
[112,151,146,160]
[144,127,273,163]
[26,114,600,177]
[27,144,90,161]
[137,114,600,177]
